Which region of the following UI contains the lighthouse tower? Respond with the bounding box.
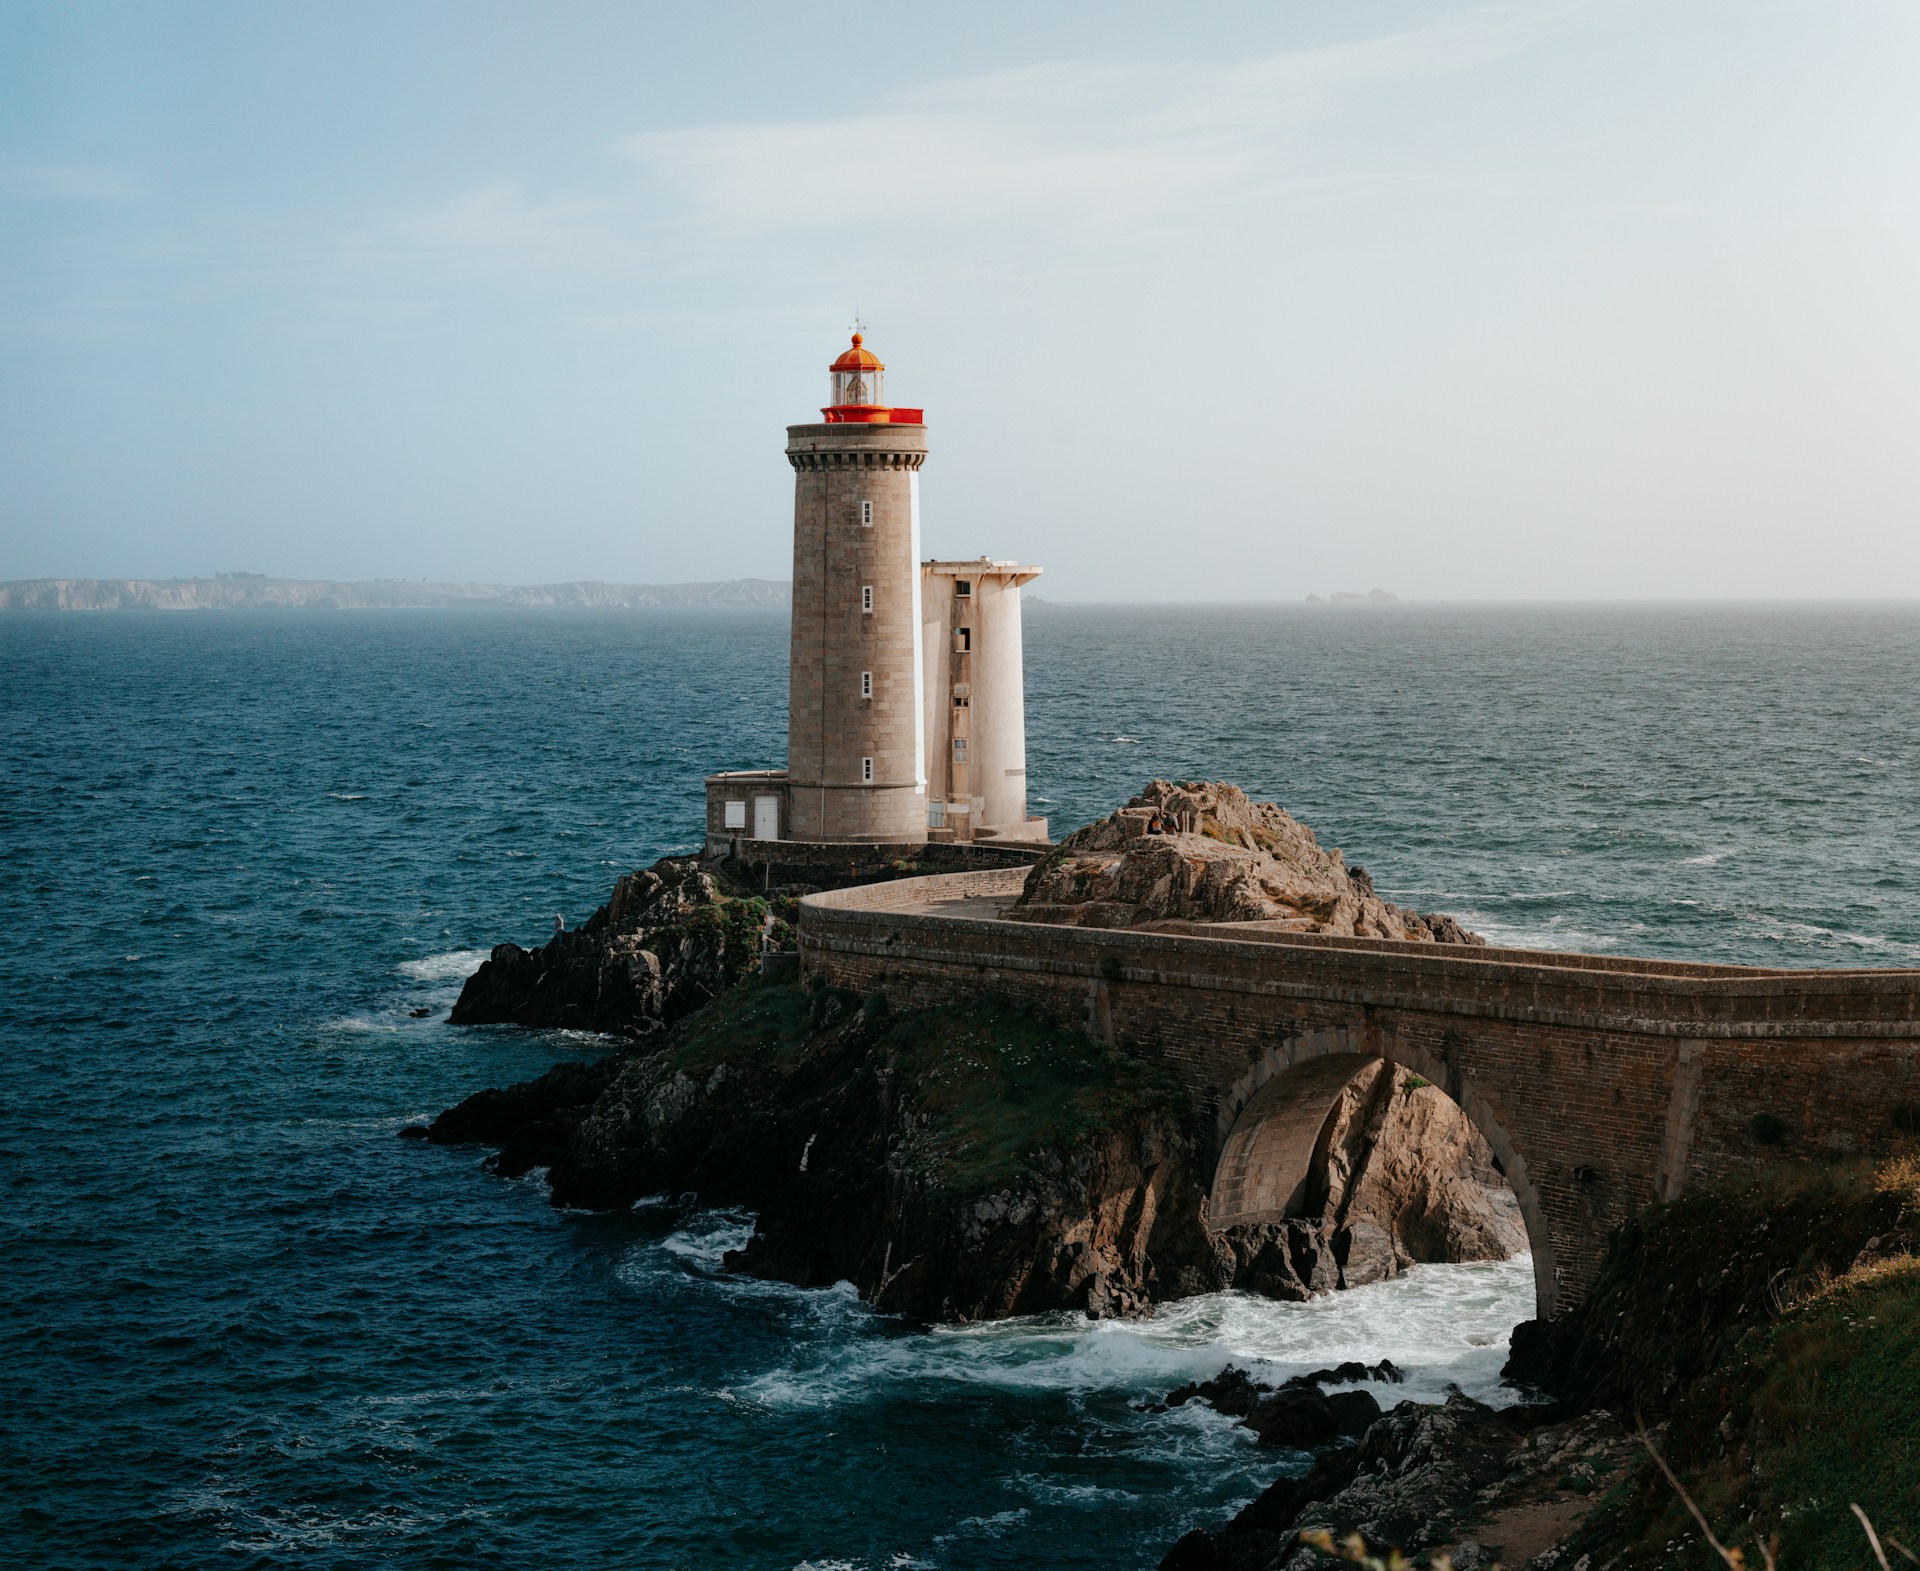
[783,334,929,843]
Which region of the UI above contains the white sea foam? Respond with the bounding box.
[1681,851,1729,865]
[1457,915,1619,953]
[320,1013,404,1035]
[396,949,489,983]
[1732,911,1920,964]
[734,1254,1536,1414]
[660,1207,757,1267]
[326,792,368,801]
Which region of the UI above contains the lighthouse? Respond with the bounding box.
[782,333,930,842]
[703,333,1046,857]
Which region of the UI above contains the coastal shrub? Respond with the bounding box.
[1553,1158,1920,1568]
[861,990,890,1022]
[1400,1074,1432,1097]
[1747,1111,1789,1145]
[1876,1150,1920,1204]
[1632,1258,1920,1568]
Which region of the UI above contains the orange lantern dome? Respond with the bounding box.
[822,331,923,425]
[829,333,884,374]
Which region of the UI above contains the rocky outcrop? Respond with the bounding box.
[436,839,1522,1328]
[449,856,782,1034]
[431,981,1223,1321]
[1163,1362,1402,1450]
[1010,781,1485,944]
[1216,1063,1528,1298]
[1159,1396,1632,1571]
[430,977,1524,1323]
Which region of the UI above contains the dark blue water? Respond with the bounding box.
[4,604,1917,1570]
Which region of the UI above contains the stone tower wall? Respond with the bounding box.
[785,421,928,843]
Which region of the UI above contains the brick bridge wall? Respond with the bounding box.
[796,868,1920,1318]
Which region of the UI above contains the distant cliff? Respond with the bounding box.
[0,576,790,611]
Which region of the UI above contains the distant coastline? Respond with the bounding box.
[0,576,791,612]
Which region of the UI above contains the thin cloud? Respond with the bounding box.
[396,181,613,253]
[614,4,1587,242]
[0,163,135,202]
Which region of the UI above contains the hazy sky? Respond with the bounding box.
[3,1,1916,599]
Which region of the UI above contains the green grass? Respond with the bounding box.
[1570,1155,1920,1568]
[651,977,1186,1196]
[871,999,1184,1193]
[661,975,816,1073]
[1617,1258,1920,1568]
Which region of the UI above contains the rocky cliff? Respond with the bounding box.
[429,973,1522,1321]
[449,857,781,1034]
[433,826,1522,1320]
[431,979,1220,1320]
[1010,781,1485,944]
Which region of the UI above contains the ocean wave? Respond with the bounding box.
[1731,911,1920,964]
[319,1013,405,1034]
[659,1207,757,1268]
[732,1255,1535,1415]
[396,949,489,983]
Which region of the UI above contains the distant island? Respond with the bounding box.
[1304,588,1400,605]
[0,576,791,612]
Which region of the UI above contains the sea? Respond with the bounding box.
[5,603,1918,1570]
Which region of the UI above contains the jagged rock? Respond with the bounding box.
[1167,1366,1271,1417]
[448,856,782,1033]
[1326,1389,1384,1438]
[1323,1063,1529,1268]
[1214,1062,1528,1297]
[1161,1363,1390,1454]
[1010,781,1485,944]
[423,1055,624,1178]
[1334,1218,1402,1288]
[1290,1394,1519,1551]
[1242,1386,1341,1447]
[1214,1220,1337,1300]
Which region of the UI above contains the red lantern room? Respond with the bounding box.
[822,332,923,425]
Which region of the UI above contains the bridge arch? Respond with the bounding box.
[1209,1027,1557,1320]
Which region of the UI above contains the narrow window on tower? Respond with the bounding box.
[861,585,873,614]
[953,739,969,759]
[955,580,972,598]
[860,500,873,527]
[956,627,971,652]
[861,757,874,783]
[860,670,872,699]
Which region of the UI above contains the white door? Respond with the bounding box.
[752,795,779,841]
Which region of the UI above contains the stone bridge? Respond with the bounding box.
[796,868,1920,1318]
